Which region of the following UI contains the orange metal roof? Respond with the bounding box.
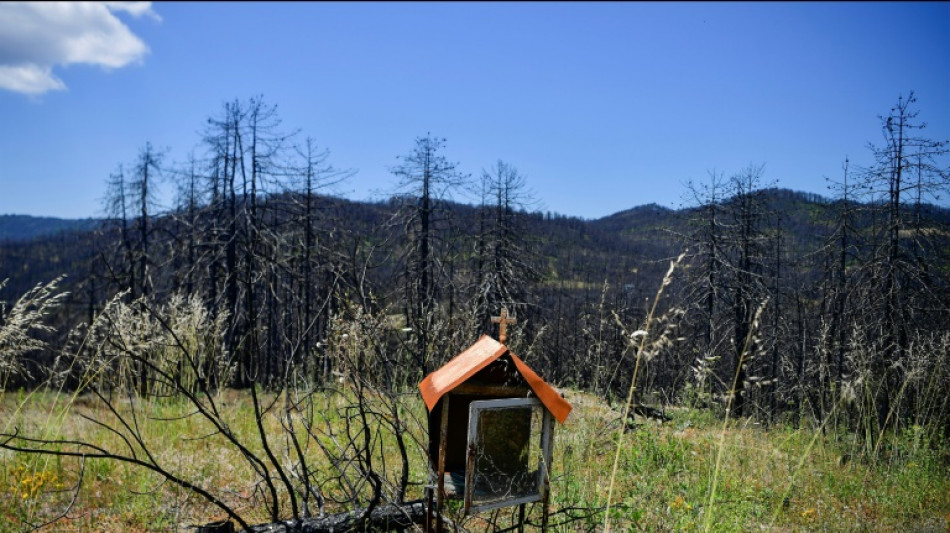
[419,335,572,423]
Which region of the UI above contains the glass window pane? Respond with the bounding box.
[466,399,546,510]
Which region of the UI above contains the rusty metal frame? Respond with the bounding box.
[463,397,554,515]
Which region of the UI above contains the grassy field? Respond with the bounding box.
[1,388,948,532]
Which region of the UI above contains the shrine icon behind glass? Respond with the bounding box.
[465,397,553,512]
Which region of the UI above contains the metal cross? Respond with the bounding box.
[491,307,517,344]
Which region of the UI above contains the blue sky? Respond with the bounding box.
[1,2,948,220]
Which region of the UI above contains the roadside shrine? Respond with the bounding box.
[419,308,572,532]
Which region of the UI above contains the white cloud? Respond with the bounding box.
[0,2,157,95]
[0,64,66,95]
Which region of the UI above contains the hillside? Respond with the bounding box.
[3,187,948,309]
[0,215,99,243]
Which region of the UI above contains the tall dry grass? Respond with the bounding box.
[0,277,67,391]
[603,252,684,533]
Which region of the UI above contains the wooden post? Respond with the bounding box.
[436,395,451,533]
[491,307,517,344]
[541,411,554,533]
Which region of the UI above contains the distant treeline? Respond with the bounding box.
[0,215,99,243]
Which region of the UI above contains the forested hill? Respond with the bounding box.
[2,186,947,310]
[0,187,827,300]
[0,214,99,243]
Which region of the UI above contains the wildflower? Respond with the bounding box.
[670,495,692,511]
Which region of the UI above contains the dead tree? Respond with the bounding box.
[852,92,950,434]
[102,164,136,300]
[130,142,164,300]
[471,160,541,341]
[390,134,466,377]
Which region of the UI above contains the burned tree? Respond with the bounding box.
[679,165,776,418]
[390,134,466,377]
[851,92,950,434]
[471,160,541,341]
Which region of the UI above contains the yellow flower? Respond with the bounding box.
[670,495,692,511]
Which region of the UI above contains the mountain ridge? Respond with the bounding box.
[0,214,100,243]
